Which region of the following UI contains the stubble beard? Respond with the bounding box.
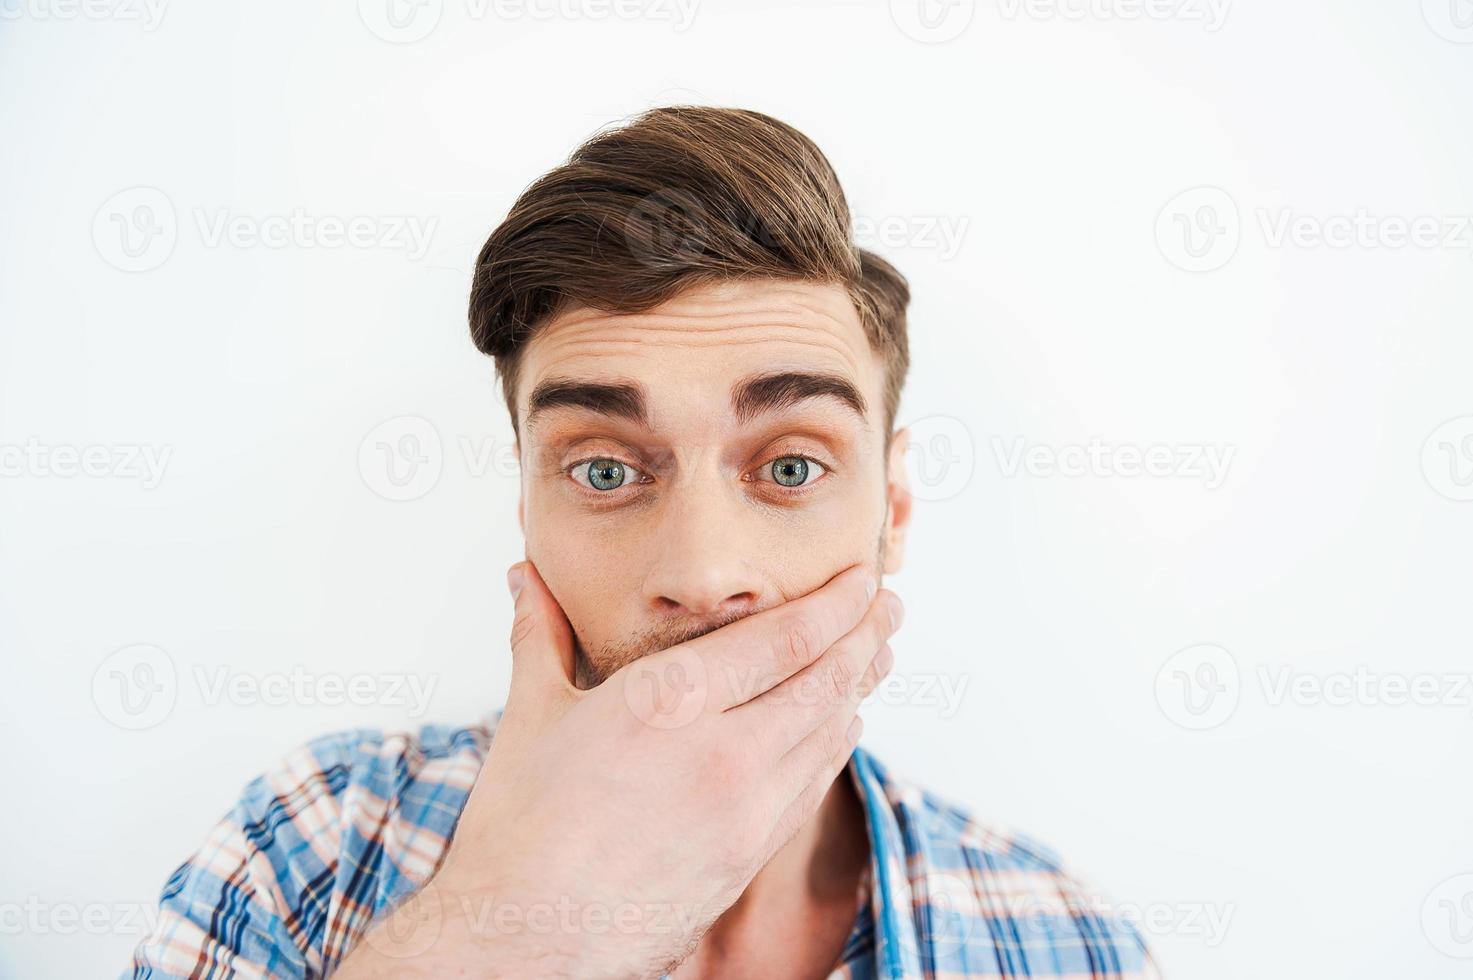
[572,521,888,690]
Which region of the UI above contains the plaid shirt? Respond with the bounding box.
[125,712,1160,979]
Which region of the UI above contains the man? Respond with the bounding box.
[126,107,1159,979]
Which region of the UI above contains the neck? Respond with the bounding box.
[748,765,870,906]
[676,761,872,976]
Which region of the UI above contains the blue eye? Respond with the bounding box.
[572,457,644,492]
[762,455,826,488]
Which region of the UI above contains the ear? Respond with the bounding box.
[882,427,913,575]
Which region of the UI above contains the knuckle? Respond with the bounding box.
[823,652,855,703]
[776,614,823,671]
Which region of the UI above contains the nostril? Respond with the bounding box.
[653,592,759,625]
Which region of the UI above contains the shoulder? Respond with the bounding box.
[250,721,493,818]
[232,719,494,886]
[856,748,1161,979]
[125,718,495,979]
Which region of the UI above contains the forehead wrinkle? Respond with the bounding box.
[535,285,863,348]
[522,282,877,421]
[529,316,867,381]
[538,331,860,372]
[547,279,858,329]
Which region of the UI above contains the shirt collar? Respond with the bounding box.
[846,744,925,980]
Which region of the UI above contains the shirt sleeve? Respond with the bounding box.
[121,731,374,980]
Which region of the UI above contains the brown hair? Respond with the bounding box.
[467,106,910,441]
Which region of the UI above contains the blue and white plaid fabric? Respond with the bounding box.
[126,711,1159,978]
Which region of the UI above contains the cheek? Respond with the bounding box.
[523,496,641,650]
[743,480,890,599]
[525,496,662,637]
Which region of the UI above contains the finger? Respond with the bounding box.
[504,559,578,712]
[635,563,877,714]
[762,711,866,862]
[774,638,891,794]
[731,589,901,753]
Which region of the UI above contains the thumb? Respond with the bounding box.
[505,559,578,706]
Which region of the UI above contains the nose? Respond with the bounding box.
[644,486,764,625]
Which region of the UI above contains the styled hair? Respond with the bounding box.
[467,106,910,440]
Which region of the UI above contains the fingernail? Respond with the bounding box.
[865,572,878,601]
[887,595,903,632]
[507,564,525,599]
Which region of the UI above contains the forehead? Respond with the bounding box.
[517,279,881,433]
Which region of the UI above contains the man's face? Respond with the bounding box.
[515,278,913,688]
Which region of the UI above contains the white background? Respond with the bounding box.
[3,1,1473,977]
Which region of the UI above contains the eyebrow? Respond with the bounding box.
[526,378,647,428]
[731,370,868,426]
[524,370,868,431]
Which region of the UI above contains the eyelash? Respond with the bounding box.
[566,452,832,500]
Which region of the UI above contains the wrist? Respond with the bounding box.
[335,875,583,979]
